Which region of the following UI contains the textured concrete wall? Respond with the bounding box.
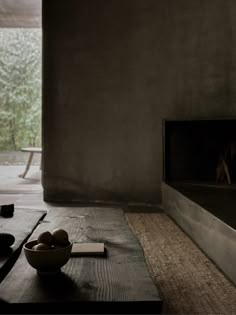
[42,0,236,204]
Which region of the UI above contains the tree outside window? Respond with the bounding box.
[0,28,41,151]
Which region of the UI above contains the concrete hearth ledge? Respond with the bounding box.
[161,182,236,286]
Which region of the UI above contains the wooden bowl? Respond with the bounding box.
[23,240,72,274]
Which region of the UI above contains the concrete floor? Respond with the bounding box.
[0,165,164,213]
[0,165,42,193]
[0,165,46,211]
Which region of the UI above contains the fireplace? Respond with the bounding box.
[163,119,236,184]
[162,119,236,286]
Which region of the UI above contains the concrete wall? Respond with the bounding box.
[42,0,236,204]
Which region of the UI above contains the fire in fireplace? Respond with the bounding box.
[163,119,236,184]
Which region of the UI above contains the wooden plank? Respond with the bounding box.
[0,207,162,313]
[0,208,46,283]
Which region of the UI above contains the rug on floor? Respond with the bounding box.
[126,213,236,315]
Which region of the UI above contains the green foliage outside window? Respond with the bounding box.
[0,28,41,151]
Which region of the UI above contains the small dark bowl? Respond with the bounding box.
[23,240,72,273]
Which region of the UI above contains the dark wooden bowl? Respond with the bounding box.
[23,240,72,273]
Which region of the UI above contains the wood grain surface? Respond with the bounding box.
[0,207,162,313]
[0,208,46,283]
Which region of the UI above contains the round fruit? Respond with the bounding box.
[32,243,51,250]
[52,228,69,246]
[37,231,53,245]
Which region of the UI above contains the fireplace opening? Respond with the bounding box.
[163,119,236,185]
[163,118,236,230]
[162,120,236,286]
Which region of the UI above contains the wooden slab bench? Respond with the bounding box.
[0,208,46,283]
[0,207,162,314]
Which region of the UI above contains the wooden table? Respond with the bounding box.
[0,208,46,283]
[19,147,42,179]
[0,207,162,314]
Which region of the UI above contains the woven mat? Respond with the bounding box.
[126,213,236,315]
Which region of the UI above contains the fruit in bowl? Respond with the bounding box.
[23,228,72,274]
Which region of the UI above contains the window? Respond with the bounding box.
[0,28,42,151]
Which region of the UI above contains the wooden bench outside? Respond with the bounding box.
[19,147,42,179]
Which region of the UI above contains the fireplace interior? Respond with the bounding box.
[163,119,236,230]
